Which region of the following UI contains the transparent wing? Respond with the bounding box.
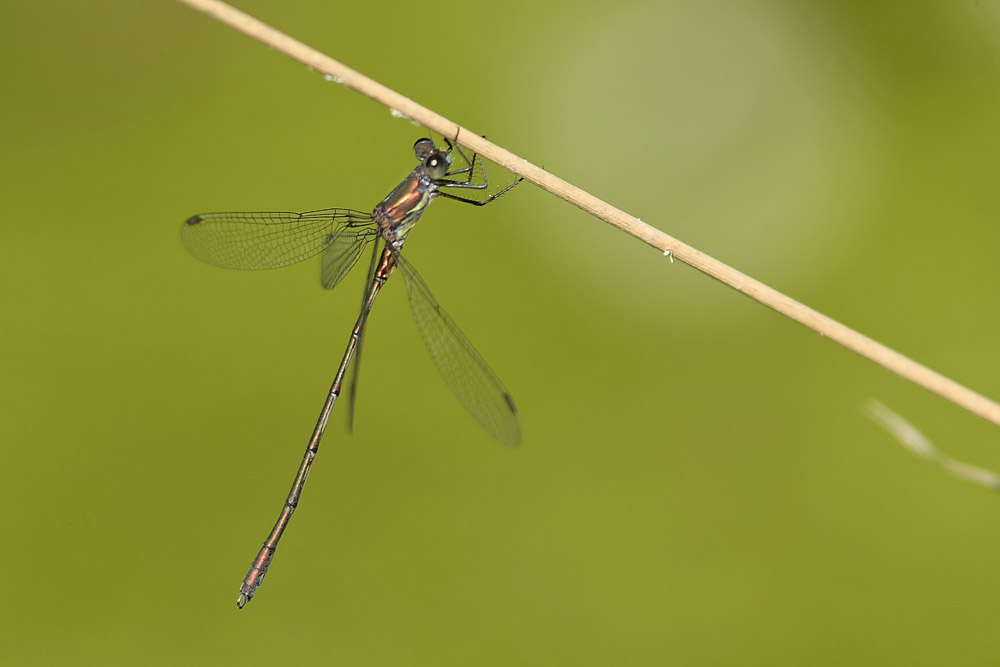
[397,255,521,447]
[321,225,378,290]
[182,208,374,271]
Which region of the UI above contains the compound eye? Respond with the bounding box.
[424,153,449,179]
[413,138,435,160]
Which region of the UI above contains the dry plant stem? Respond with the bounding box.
[176,0,1000,428]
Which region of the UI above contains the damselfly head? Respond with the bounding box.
[414,137,451,179]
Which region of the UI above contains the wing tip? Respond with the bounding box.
[502,435,523,448]
[499,393,522,447]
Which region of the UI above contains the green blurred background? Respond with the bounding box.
[4,0,1000,664]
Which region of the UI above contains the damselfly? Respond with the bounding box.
[183,137,522,608]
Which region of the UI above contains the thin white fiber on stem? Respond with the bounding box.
[868,400,1000,490]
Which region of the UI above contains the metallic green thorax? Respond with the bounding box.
[372,138,451,249]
